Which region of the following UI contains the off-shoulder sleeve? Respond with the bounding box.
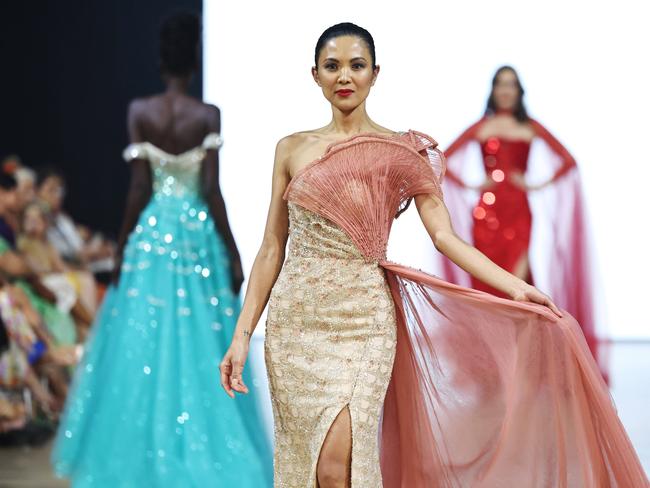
[529,119,576,183]
[122,143,148,163]
[402,130,446,199]
[443,118,484,188]
[202,132,223,150]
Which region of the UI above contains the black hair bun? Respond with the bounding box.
[160,12,200,76]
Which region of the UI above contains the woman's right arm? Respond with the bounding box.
[220,137,292,398]
[200,105,244,294]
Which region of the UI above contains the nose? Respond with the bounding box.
[337,67,351,84]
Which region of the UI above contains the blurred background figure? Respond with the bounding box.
[19,202,97,326]
[50,11,272,487]
[2,156,37,231]
[441,66,607,378]
[0,172,93,343]
[0,168,88,452]
[15,166,37,210]
[0,277,77,444]
[37,168,115,278]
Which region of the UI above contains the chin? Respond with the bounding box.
[332,99,363,112]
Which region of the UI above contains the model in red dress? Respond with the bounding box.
[443,66,605,376]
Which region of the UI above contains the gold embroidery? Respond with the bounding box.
[265,203,396,487]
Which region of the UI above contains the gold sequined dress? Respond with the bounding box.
[263,131,647,488]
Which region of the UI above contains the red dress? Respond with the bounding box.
[443,117,607,379]
[471,138,533,295]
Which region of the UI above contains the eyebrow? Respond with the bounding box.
[322,56,368,64]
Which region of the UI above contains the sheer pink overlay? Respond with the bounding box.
[285,131,647,487]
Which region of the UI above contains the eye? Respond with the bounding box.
[352,63,366,70]
[324,63,337,71]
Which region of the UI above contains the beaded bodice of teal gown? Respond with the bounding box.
[52,133,273,487]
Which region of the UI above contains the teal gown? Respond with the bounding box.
[52,133,273,487]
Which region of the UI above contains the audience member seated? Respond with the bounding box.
[19,202,97,317]
[0,157,109,449]
[0,172,82,346]
[0,281,78,446]
[37,167,115,275]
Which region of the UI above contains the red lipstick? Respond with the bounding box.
[335,89,354,97]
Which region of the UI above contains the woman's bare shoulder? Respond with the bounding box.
[275,130,324,157]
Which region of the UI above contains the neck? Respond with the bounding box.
[327,103,376,135]
[164,76,191,94]
[495,108,514,115]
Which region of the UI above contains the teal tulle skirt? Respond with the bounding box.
[52,193,273,487]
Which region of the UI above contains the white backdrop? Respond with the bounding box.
[204,0,650,339]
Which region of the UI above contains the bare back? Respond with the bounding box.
[117,91,228,279]
[128,93,219,154]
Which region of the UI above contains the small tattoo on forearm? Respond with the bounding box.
[243,330,251,339]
